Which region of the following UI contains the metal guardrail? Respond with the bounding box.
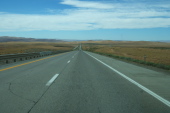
[0,50,70,65]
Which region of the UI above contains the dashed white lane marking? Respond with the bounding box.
[86,52,170,107]
[72,52,78,58]
[46,74,59,86]
[67,60,71,63]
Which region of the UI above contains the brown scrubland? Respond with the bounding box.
[0,42,77,55]
[0,41,169,69]
[82,41,170,67]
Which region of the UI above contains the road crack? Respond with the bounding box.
[27,84,53,113]
[8,82,50,113]
[8,83,36,104]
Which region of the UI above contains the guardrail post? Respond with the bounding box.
[144,55,147,62]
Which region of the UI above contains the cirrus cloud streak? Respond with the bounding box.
[0,0,170,32]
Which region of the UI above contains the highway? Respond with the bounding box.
[0,50,170,113]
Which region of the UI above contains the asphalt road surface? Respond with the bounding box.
[0,50,170,113]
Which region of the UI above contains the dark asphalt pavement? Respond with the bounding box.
[0,51,170,113]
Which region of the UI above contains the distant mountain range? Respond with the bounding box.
[0,36,169,43]
[0,36,64,42]
[153,40,170,43]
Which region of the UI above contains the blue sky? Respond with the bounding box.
[0,0,170,41]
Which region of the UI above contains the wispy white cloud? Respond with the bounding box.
[60,0,114,9]
[0,0,170,32]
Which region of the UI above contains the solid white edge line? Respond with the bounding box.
[46,74,59,86]
[85,52,170,107]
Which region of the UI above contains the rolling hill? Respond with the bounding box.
[0,36,64,42]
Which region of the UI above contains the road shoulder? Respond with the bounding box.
[85,51,170,103]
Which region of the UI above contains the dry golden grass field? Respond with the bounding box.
[1,41,170,69]
[0,42,77,55]
[82,41,170,66]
